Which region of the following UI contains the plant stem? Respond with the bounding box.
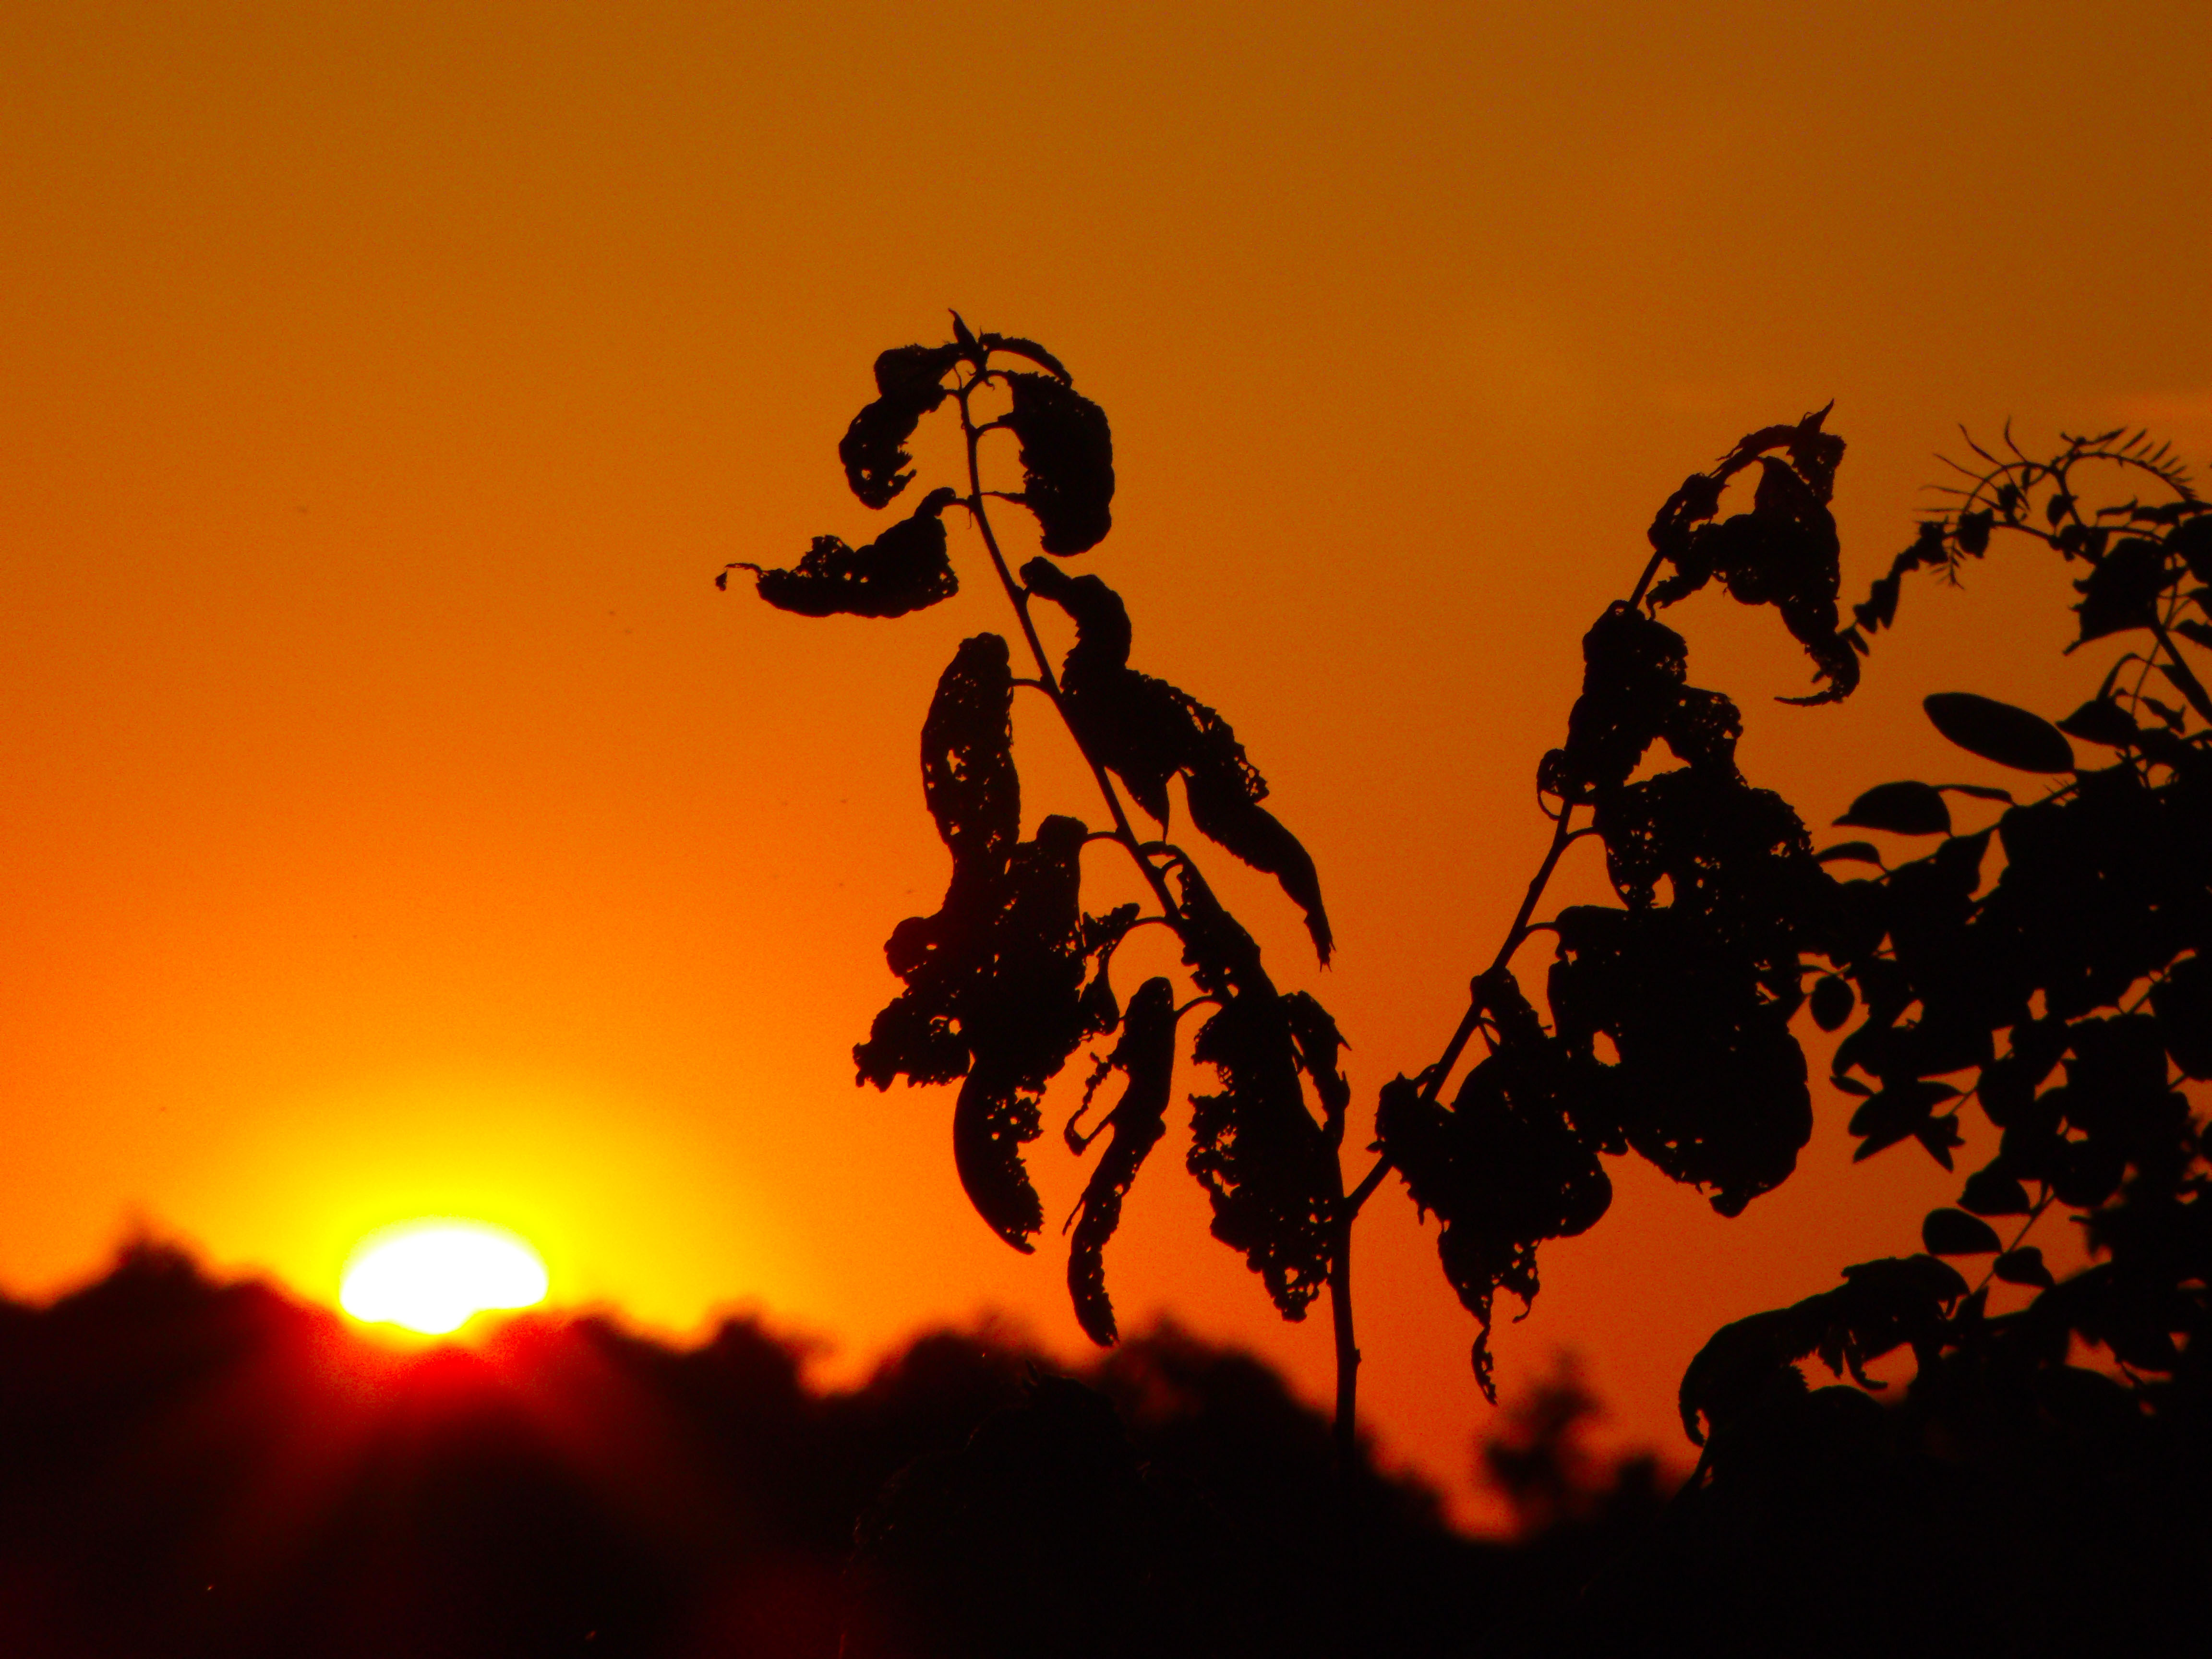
[1328,1160,1359,1478]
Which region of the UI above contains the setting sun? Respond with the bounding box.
[338,1219,550,1335]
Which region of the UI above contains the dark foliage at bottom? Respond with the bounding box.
[2,1243,2205,1655]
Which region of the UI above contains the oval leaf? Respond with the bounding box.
[1993,1246,2055,1289]
[1958,1166,2031,1216]
[1836,781,1950,836]
[1922,1207,2001,1256]
[1923,692,2075,773]
[2057,696,2141,748]
[1809,974,1854,1032]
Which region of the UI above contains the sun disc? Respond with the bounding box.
[339,1218,549,1335]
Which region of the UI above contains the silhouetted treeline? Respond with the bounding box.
[0,1244,1549,1658]
[3,1242,2205,1655]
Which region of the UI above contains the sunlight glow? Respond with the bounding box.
[339,1218,549,1335]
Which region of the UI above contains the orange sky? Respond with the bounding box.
[2,1,2207,1527]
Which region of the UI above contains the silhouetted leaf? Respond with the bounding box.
[1959,1166,2032,1216]
[1837,781,1950,835]
[747,488,962,617]
[856,815,1100,1252]
[1994,1246,2054,1288]
[979,332,1071,382]
[1848,1081,1958,1159]
[1172,866,1339,1319]
[1922,1207,2001,1256]
[1923,692,2075,773]
[954,1065,1046,1253]
[2172,513,2212,581]
[1551,903,1813,1218]
[920,634,1018,876]
[2074,537,2170,642]
[1025,559,1333,961]
[1810,974,1854,1031]
[1815,841,1883,865]
[1066,978,1178,1345]
[1003,373,1114,554]
[1646,409,1859,703]
[2152,955,2212,1079]
[841,345,963,507]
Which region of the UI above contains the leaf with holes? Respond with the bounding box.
[1003,373,1114,554]
[746,488,962,617]
[1065,978,1179,1345]
[840,345,963,508]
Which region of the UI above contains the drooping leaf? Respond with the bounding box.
[920,634,1018,876]
[2057,696,2143,748]
[1836,781,1951,835]
[1923,692,2076,774]
[954,1062,1046,1253]
[1847,1081,1959,1160]
[840,345,963,508]
[1025,559,1333,961]
[1921,1207,2001,1256]
[855,814,1100,1253]
[1645,408,1860,703]
[1066,977,1178,1345]
[979,332,1072,382]
[1003,373,1114,554]
[746,488,962,618]
[1172,866,1339,1320]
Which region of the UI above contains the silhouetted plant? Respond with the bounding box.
[727,317,1362,1453]
[734,331,2208,1542]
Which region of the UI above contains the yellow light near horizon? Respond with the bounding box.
[339,1219,550,1335]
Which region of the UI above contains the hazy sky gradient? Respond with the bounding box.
[2,0,2205,1525]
